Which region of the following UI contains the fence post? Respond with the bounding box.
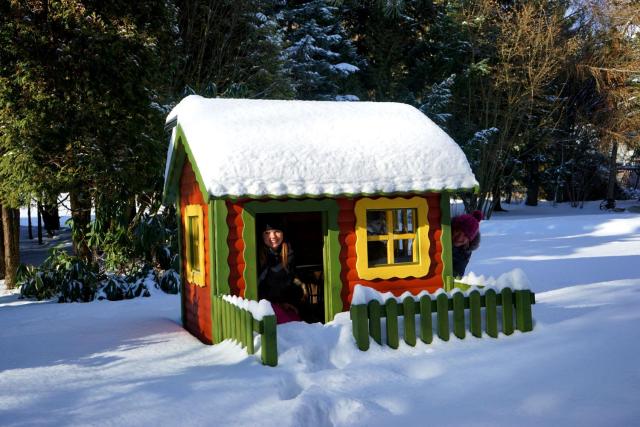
[261,315,278,366]
[501,288,514,335]
[386,299,399,349]
[419,295,433,344]
[403,296,416,347]
[369,300,382,345]
[350,304,370,351]
[245,309,254,354]
[436,293,450,341]
[485,289,498,338]
[453,292,465,339]
[469,290,482,338]
[515,290,533,332]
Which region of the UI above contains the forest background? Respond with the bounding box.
[0,0,638,291]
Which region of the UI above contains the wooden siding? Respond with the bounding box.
[338,194,444,309]
[226,200,246,297]
[180,160,212,344]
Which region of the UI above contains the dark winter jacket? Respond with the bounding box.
[452,233,481,278]
[258,245,301,304]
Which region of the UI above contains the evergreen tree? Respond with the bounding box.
[282,0,363,100]
[0,1,178,261]
[173,0,293,99]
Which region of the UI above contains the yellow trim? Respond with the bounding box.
[355,197,430,280]
[185,204,205,286]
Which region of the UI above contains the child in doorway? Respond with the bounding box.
[451,210,483,278]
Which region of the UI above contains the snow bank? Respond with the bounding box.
[165,96,477,198]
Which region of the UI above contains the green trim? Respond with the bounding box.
[208,199,217,342]
[242,199,343,322]
[222,187,478,202]
[213,199,230,295]
[162,125,210,205]
[440,191,453,286]
[176,191,185,328]
[241,209,258,301]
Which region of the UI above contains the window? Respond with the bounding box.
[185,204,205,286]
[355,197,430,280]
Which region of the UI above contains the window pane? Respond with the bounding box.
[366,210,387,235]
[393,209,415,233]
[188,216,200,272]
[367,241,388,266]
[394,239,414,264]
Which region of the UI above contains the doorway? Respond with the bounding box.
[256,212,325,323]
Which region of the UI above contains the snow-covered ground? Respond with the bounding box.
[1,201,640,426]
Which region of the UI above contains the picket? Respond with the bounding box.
[501,288,514,335]
[369,300,382,345]
[403,297,416,346]
[453,292,465,339]
[515,290,533,332]
[386,299,399,349]
[469,290,482,338]
[485,289,498,338]
[419,295,433,344]
[436,293,449,341]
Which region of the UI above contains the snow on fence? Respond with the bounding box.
[212,295,278,366]
[349,284,535,351]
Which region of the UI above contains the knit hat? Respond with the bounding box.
[452,210,483,241]
[260,215,286,233]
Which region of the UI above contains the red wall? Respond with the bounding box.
[223,195,444,311]
[338,194,444,308]
[179,160,212,344]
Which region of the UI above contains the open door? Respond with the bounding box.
[256,212,325,323]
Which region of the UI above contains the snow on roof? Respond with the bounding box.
[164,95,477,198]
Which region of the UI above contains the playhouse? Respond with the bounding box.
[163,95,478,344]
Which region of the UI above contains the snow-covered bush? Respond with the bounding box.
[18,249,160,302]
[159,269,180,294]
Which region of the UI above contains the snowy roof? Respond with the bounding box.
[164,95,477,199]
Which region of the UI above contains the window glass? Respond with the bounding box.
[188,215,200,272]
[393,208,416,233]
[393,239,414,264]
[366,210,387,235]
[367,241,388,267]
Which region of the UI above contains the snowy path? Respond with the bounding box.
[1,202,639,426]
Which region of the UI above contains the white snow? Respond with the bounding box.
[222,294,275,320]
[164,96,477,198]
[2,200,640,426]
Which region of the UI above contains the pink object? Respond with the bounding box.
[272,303,301,324]
[451,210,483,241]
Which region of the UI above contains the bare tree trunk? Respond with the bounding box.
[37,202,43,245]
[70,186,92,262]
[525,158,540,206]
[2,206,20,289]
[606,140,618,207]
[28,202,33,240]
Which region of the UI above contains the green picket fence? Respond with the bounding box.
[350,287,535,351]
[212,295,278,366]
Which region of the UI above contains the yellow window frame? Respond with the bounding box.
[355,197,430,280]
[184,204,205,286]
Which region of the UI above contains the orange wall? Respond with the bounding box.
[179,160,212,344]
[223,195,443,311]
[337,194,444,308]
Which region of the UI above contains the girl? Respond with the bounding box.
[258,217,304,324]
[451,210,483,278]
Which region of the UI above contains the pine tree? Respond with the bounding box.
[282,0,363,100]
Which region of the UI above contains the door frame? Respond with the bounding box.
[242,199,342,322]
